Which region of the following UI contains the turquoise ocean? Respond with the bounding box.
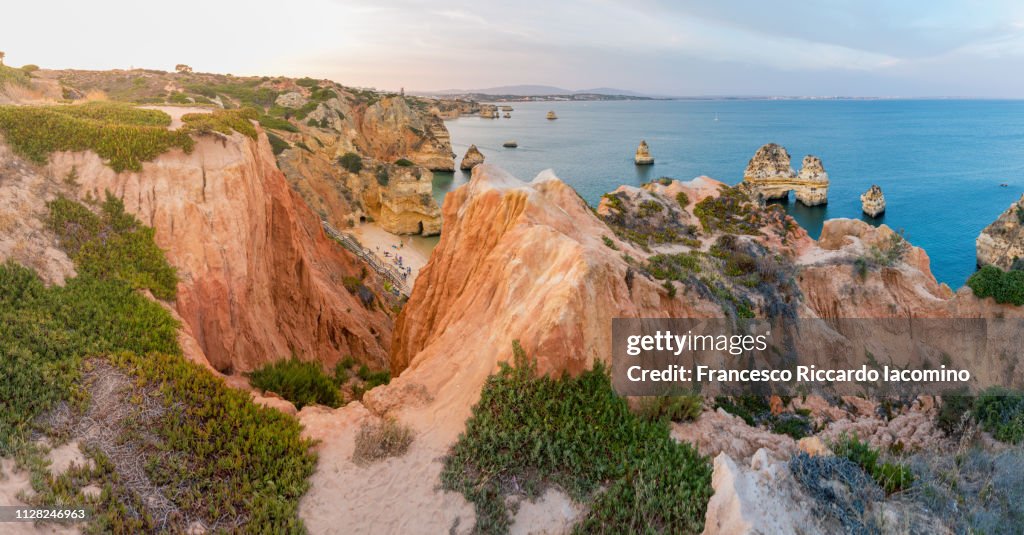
[435,99,1024,287]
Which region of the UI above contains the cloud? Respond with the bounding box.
[3,0,1023,97]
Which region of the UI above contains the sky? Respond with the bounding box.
[4,0,1024,97]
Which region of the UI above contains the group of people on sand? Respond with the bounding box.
[376,242,414,281]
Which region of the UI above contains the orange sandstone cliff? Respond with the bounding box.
[41,127,393,373]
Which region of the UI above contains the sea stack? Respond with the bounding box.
[546,111,558,120]
[742,143,829,206]
[860,185,886,218]
[976,193,1024,269]
[480,104,498,119]
[460,144,485,170]
[503,140,518,148]
[634,140,654,165]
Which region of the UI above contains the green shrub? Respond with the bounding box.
[967,265,1024,305]
[181,107,258,139]
[601,235,618,250]
[936,387,975,436]
[248,358,342,409]
[0,104,192,172]
[20,64,39,73]
[48,101,173,126]
[376,166,390,186]
[266,131,290,155]
[973,387,1024,444]
[337,151,362,173]
[636,394,702,422]
[295,77,319,88]
[645,252,702,281]
[637,199,664,218]
[676,191,690,208]
[441,341,712,534]
[831,434,914,494]
[394,158,414,167]
[48,194,178,300]
[693,186,761,235]
[258,113,299,132]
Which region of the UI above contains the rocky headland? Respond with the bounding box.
[977,193,1024,270]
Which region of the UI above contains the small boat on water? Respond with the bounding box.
[714,113,719,122]
[503,113,511,118]
[1000,183,1009,187]
[546,111,558,120]
[503,140,518,148]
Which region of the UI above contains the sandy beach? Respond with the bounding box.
[349,223,438,290]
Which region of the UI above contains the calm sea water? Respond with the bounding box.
[434,100,1024,287]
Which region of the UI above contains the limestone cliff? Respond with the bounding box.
[977,193,1024,270]
[39,127,394,373]
[743,144,829,206]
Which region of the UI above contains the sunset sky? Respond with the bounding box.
[5,0,1024,97]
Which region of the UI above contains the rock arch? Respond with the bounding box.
[742,143,828,206]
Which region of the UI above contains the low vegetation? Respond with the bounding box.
[714,395,814,439]
[0,64,31,87]
[180,107,258,140]
[1,196,317,532]
[352,419,415,465]
[48,193,178,300]
[0,103,193,172]
[830,434,914,494]
[967,265,1024,305]
[693,186,762,235]
[248,357,343,409]
[0,102,260,172]
[442,342,712,534]
[634,394,703,423]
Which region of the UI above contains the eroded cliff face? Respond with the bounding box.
[276,93,445,235]
[977,193,1024,270]
[44,129,393,373]
[391,165,721,377]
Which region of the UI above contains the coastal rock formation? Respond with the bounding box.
[359,96,455,171]
[365,163,442,235]
[861,184,886,217]
[634,140,654,165]
[42,125,393,373]
[459,144,485,170]
[275,91,307,109]
[546,111,557,120]
[278,148,442,236]
[743,144,829,206]
[976,194,1024,270]
[503,140,517,148]
[479,104,498,119]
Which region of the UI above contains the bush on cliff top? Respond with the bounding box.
[441,341,712,534]
[967,265,1024,306]
[338,151,363,173]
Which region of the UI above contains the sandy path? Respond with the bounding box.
[349,223,437,289]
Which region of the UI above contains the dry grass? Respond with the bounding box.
[352,418,414,465]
